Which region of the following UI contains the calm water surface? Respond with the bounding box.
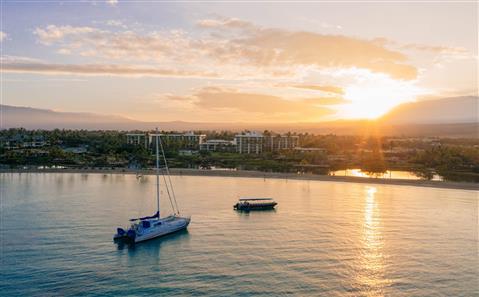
[330,169,443,181]
[1,173,477,296]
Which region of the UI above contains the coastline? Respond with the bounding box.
[1,168,478,191]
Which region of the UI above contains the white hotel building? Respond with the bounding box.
[126,132,206,150]
[199,139,237,152]
[125,133,149,147]
[235,132,264,154]
[234,132,299,154]
[127,131,298,154]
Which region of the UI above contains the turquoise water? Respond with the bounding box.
[1,173,477,296]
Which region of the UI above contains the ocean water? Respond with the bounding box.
[0,173,477,296]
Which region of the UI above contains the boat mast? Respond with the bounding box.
[155,128,160,219]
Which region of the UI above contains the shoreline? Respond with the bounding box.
[1,168,478,191]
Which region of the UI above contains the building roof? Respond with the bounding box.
[149,133,206,137]
[235,132,263,137]
[126,133,146,136]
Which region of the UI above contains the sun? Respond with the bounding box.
[343,84,415,119]
[334,70,424,119]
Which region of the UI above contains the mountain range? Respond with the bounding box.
[1,96,477,137]
[381,96,477,124]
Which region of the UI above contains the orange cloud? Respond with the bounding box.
[34,25,97,45]
[228,30,417,80]
[309,97,349,105]
[32,19,419,80]
[161,86,336,121]
[292,84,344,95]
[34,25,183,62]
[3,61,217,78]
[196,17,255,30]
[0,31,7,42]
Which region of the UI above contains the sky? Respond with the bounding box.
[1,1,477,123]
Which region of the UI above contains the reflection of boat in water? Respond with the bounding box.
[234,198,277,211]
[116,228,189,251]
[114,128,190,244]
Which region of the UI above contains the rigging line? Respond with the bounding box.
[160,165,176,214]
[158,133,180,214]
[166,167,180,214]
[158,136,180,214]
[156,135,176,214]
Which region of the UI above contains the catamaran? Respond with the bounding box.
[114,128,190,243]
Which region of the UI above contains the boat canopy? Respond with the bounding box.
[239,198,273,201]
[130,211,159,222]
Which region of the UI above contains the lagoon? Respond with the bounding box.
[0,173,477,296]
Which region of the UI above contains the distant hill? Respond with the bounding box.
[1,100,478,137]
[1,105,141,130]
[382,96,478,124]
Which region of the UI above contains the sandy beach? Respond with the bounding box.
[1,168,478,191]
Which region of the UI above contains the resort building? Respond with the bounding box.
[0,134,48,149]
[148,132,206,150]
[126,133,148,148]
[235,132,264,154]
[127,132,206,150]
[235,132,300,154]
[264,134,300,152]
[126,131,297,154]
[200,139,237,152]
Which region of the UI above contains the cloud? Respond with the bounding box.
[1,55,45,63]
[57,48,72,55]
[196,17,256,31]
[33,24,188,62]
[401,43,467,54]
[105,20,126,28]
[194,17,418,79]
[32,18,419,80]
[403,43,472,64]
[106,0,118,6]
[0,31,7,42]
[2,60,217,78]
[34,25,97,45]
[373,37,471,61]
[161,86,335,121]
[306,97,349,105]
[226,29,417,80]
[292,84,344,95]
[297,17,343,31]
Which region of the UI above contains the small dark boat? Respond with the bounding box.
[234,198,277,211]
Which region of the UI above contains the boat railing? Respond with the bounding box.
[239,198,274,201]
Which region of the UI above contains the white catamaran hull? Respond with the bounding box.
[133,216,190,243]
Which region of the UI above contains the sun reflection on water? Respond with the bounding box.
[355,186,391,296]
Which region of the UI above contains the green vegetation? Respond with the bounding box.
[1,128,478,182]
[411,146,479,182]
